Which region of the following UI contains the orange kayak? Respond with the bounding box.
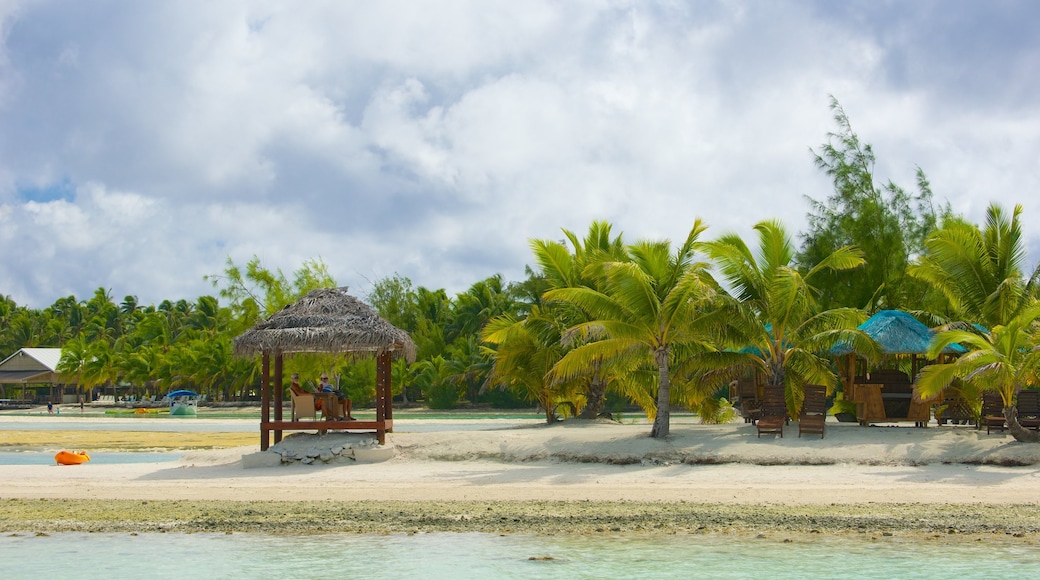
[55,450,91,465]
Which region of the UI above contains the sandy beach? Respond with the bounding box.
[2,412,1039,540]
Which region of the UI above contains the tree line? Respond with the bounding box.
[3,99,1038,441]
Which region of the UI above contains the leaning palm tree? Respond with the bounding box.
[917,302,1040,443]
[693,220,873,414]
[544,221,722,438]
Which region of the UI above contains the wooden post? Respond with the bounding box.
[260,352,270,451]
[273,352,283,444]
[381,350,393,426]
[375,351,386,424]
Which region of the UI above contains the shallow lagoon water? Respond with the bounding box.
[0,451,181,466]
[1,531,1037,580]
[0,410,544,434]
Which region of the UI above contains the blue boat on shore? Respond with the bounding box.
[165,390,199,416]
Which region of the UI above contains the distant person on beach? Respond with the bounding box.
[318,374,353,420]
[47,401,53,414]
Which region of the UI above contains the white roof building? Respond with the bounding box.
[0,348,65,384]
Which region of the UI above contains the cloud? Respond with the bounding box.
[0,1,1038,309]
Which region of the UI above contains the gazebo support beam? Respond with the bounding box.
[260,352,270,451]
[273,353,283,444]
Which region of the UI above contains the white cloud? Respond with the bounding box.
[1,0,1039,308]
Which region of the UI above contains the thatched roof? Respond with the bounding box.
[233,287,416,361]
[831,310,964,356]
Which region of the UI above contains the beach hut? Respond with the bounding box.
[234,287,416,449]
[831,310,961,426]
[0,348,66,407]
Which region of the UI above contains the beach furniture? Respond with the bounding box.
[1015,389,1040,431]
[734,377,762,424]
[979,391,1006,434]
[756,384,786,438]
[935,391,974,425]
[290,390,318,422]
[850,369,932,427]
[798,384,827,438]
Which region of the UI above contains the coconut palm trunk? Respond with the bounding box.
[577,361,608,419]
[1004,405,1040,443]
[650,347,671,438]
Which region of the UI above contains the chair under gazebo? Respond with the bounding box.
[234,287,416,449]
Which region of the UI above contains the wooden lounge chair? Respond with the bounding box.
[736,377,762,424]
[798,384,827,438]
[290,390,318,421]
[979,391,1006,434]
[756,385,786,438]
[1016,389,1040,431]
[936,392,974,425]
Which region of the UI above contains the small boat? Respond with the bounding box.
[55,450,90,465]
[166,389,199,416]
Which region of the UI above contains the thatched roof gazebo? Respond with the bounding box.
[831,310,962,427]
[234,287,416,448]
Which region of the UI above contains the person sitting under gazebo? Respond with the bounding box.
[318,374,354,421]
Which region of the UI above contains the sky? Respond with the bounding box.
[1,0,1038,309]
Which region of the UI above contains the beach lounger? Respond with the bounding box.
[1016,389,1040,431]
[798,384,827,438]
[979,391,1006,434]
[756,384,786,438]
[736,377,762,424]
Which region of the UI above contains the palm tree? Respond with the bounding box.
[909,203,1040,329]
[917,303,1040,442]
[482,305,587,422]
[530,220,629,418]
[544,221,722,438]
[694,220,872,414]
[57,336,91,402]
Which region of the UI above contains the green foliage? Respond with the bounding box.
[918,303,1040,441]
[206,255,335,331]
[798,97,942,312]
[482,308,579,422]
[545,220,723,438]
[337,359,377,407]
[527,220,630,419]
[414,356,462,409]
[909,203,1040,328]
[694,219,875,416]
[696,397,737,425]
[366,274,418,332]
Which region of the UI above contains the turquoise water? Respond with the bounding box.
[1,532,1037,579]
[0,452,181,465]
[0,418,537,434]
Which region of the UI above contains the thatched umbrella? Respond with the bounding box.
[234,287,415,448]
[234,287,416,360]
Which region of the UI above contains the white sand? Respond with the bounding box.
[3,417,1040,505]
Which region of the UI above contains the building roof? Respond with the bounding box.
[0,347,64,384]
[831,310,965,357]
